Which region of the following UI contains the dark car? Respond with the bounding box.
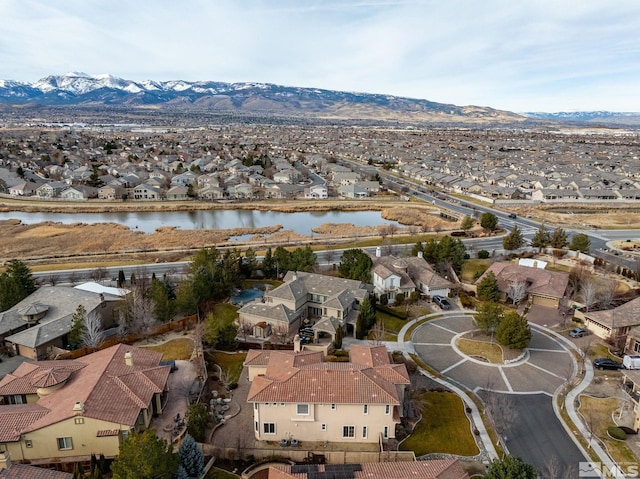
[433,295,451,310]
[593,358,623,370]
[569,327,589,338]
[508,213,517,219]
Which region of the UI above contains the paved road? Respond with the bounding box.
[411,314,587,474]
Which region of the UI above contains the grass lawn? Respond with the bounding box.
[241,279,282,289]
[579,395,637,464]
[204,467,240,479]
[208,351,247,383]
[460,259,491,283]
[589,343,623,361]
[209,303,239,327]
[400,391,479,457]
[455,337,503,364]
[142,338,194,360]
[376,310,408,334]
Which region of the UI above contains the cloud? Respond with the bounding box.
[1,0,639,111]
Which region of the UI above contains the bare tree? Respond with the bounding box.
[236,317,252,342]
[324,248,337,267]
[272,323,289,344]
[484,392,518,446]
[597,278,619,310]
[420,223,431,234]
[387,223,398,238]
[90,267,108,283]
[47,273,60,286]
[124,285,158,342]
[369,320,386,345]
[381,238,395,256]
[68,270,79,285]
[80,310,105,350]
[580,278,598,312]
[507,279,528,305]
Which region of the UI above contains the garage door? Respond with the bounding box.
[532,295,558,308]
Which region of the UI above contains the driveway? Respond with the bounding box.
[411,314,587,473]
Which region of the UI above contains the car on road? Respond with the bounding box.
[433,295,451,310]
[593,358,623,370]
[569,327,589,338]
[508,213,517,219]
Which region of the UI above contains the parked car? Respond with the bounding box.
[433,295,451,310]
[569,327,589,338]
[593,358,623,370]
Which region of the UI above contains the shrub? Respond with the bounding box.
[477,249,490,259]
[619,426,637,435]
[607,426,627,441]
[451,231,467,237]
[377,304,408,319]
[459,290,475,309]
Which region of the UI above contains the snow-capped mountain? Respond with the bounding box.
[523,111,640,125]
[0,72,524,123]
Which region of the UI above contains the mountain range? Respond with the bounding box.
[0,73,638,125]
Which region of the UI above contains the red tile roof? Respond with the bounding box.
[0,404,49,442]
[0,463,73,479]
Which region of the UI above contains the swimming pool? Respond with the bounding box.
[230,288,264,304]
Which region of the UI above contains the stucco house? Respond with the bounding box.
[132,183,161,200]
[581,296,640,340]
[0,344,170,468]
[370,249,455,301]
[246,345,410,446]
[237,271,369,341]
[0,284,126,360]
[474,262,569,308]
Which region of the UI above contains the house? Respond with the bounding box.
[132,183,161,200]
[0,344,170,468]
[98,185,119,200]
[304,184,328,199]
[621,369,640,431]
[59,186,88,201]
[0,284,125,360]
[8,181,37,197]
[0,450,72,478]
[474,262,569,308]
[166,185,190,200]
[371,249,455,301]
[337,184,368,199]
[246,345,410,445]
[581,296,640,340]
[248,460,469,479]
[35,182,68,199]
[237,271,369,340]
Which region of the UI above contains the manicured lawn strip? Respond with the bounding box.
[589,343,623,361]
[579,395,637,464]
[209,351,247,383]
[241,279,282,290]
[211,303,239,327]
[376,310,408,334]
[142,338,194,360]
[455,337,503,364]
[460,259,491,283]
[400,391,479,456]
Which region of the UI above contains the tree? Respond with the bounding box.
[261,247,276,278]
[549,227,569,249]
[569,233,591,253]
[480,212,498,231]
[502,225,525,251]
[117,269,126,288]
[356,297,376,339]
[530,224,550,251]
[338,249,373,282]
[149,277,176,323]
[580,277,598,312]
[485,455,537,479]
[177,434,204,479]
[185,403,210,442]
[203,312,238,350]
[110,429,178,479]
[475,301,504,336]
[460,215,475,232]
[333,325,344,350]
[0,259,36,311]
[495,311,531,349]
[507,279,528,305]
[80,310,105,350]
[477,271,500,302]
[69,305,87,349]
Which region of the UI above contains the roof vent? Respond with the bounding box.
[72,402,84,415]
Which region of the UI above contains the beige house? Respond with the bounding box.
[622,369,640,432]
[246,345,410,446]
[581,296,640,340]
[0,344,170,468]
[0,450,73,478]
[474,262,569,308]
[237,271,369,340]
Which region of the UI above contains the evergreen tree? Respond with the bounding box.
[338,249,373,282]
[333,325,344,350]
[69,305,87,349]
[0,259,36,311]
[495,311,532,349]
[178,434,205,479]
[149,277,176,323]
[475,301,504,336]
[461,215,475,231]
[569,233,591,253]
[549,228,569,249]
[485,455,537,479]
[530,224,550,251]
[356,297,376,339]
[185,403,210,442]
[480,212,498,230]
[477,271,500,302]
[117,269,126,288]
[110,429,178,479]
[261,247,276,278]
[502,225,525,251]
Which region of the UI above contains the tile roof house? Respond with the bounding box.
[0,451,72,479]
[474,261,569,308]
[0,285,124,360]
[237,272,369,341]
[251,460,469,479]
[246,345,410,446]
[582,296,640,340]
[370,249,455,301]
[0,344,170,467]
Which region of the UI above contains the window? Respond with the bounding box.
[342,426,355,438]
[74,417,84,424]
[297,403,310,415]
[363,404,368,415]
[263,423,276,435]
[57,437,73,450]
[331,404,337,410]
[362,426,368,439]
[385,404,391,415]
[383,426,389,439]
[635,341,640,353]
[321,423,327,431]
[254,403,258,411]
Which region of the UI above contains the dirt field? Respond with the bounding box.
[515,204,640,229]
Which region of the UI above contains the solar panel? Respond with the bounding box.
[291,464,319,474]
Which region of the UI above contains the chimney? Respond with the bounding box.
[72,402,84,415]
[417,251,423,259]
[293,334,301,353]
[124,350,133,366]
[0,450,11,470]
[375,246,381,258]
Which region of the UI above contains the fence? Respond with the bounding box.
[211,446,415,464]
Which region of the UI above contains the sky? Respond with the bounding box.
[1,0,639,112]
